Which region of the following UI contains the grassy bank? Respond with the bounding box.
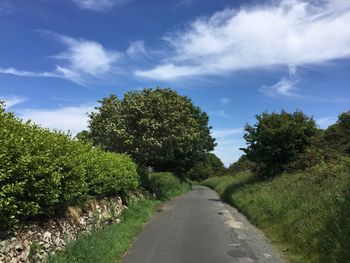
[203,158,350,263]
[48,180,191,263]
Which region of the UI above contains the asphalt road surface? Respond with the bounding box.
[122,186,285,263]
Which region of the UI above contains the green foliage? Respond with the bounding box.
[185,153,224,181]
[203,157,350,263]
[88,88,215,174]
[147,172,188,199]
[241,110,317,177]
[0,109,139,231]
[324,111,350,155]
[75,130,92,144]
[225,155,255,175]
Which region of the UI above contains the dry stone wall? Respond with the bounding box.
[0,195,136,263]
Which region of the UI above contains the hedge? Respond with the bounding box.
[0,107,139,231]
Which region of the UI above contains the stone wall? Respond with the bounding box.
[0,195,133,263]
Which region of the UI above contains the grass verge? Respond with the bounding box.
[203,159,350,263]
[47,199,160,263]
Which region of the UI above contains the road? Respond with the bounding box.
[122,186,285,263]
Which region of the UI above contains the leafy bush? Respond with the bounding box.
[0,106,139,231]
[82,148,138,196]
[147,172,184,199]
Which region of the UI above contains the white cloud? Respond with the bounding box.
[136,0,350,80]
[317,116,337,129]
[18,104,96,135]
[126,41,149,61]
[212,128,243,139]
[0,67,58,78]
[260,77,299,97]
[219,97,231,104]
[71,0,128,12]
[0,32,121,85]
[0,96,26,109]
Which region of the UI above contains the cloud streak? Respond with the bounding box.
[0,95,27,109]
[212,128,243,139]
[71,0,129,12]
[136,0,350,80]
[219,97,231,104]
[260,78,299,97]
[0,32,121,85]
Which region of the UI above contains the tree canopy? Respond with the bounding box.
[324,111,350,155]
[241,110,317,177]
[185,153,224,181]
[88,88,215,174]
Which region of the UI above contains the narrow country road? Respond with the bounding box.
[122,186,285,263]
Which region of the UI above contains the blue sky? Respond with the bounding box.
[1,0,350,166]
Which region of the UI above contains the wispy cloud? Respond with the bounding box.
[0,1,14,15]
[260,77,299,97]
[0,95,27,109]
[317,116,337,129]
[71,0,129,12]
[135,0,350,80]
[219,97,231,104]
[0,67,58,77]
[18,104,96,135]
[0,31,121,85]
[209,109,229,118]
[212,128,243,139]
[174,0,195,9]
[126,41,149,61]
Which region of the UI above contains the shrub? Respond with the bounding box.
[0,106,139,231]
[147,172,182,199]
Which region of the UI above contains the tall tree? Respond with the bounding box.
[241,110,317,177]
[88,88,215,174]
[325,111,350,155]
